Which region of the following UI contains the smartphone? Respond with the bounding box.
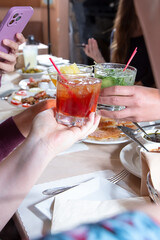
[0,6,34,54]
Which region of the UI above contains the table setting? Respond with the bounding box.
[1,51,160,239]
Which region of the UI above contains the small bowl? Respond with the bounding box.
[140,142,160,153]
[17,66,47,79]
[142,129,160,143]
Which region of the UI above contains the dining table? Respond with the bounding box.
[0,64,149,239]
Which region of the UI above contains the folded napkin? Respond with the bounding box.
[50,177,138,233]
[51,196,150,234]
[141,145,160,196]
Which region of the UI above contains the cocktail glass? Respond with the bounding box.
[94,63,137,111]
[56,74,101,127]
[48,64,93,88]
[48,67,57,87]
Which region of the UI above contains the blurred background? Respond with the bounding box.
[0,0,119,63]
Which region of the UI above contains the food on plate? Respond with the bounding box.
[22,103,31,108]
[11,99,21,106]
[88,117,137,141]
[27,78,50,88]
[10,89,56,108]
[22,67,43,73]
[88,127,123,141]
[21,91,53,105]
[15,90,27,96]
[144,130,160,143]
[60,63,80,74]
[150,147,160,152]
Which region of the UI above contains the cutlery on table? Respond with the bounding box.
[117,123,160,137]
[133,122,152,141]
[0,91,13,100]
[42,170,129,196]
[117,125,149,152]
[42,178,94,196]
[142,122,160,129]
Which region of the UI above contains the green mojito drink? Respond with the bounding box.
[94,63,137,110]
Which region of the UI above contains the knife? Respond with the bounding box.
[117,126,149,152]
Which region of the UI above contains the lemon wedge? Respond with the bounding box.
[60,63,80,74]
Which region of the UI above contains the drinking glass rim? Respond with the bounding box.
[57,74,102,84]
[94,62,137,72]
[48,64,93,74]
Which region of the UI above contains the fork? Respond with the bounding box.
[107,169,129,184]
[42,169,129,196]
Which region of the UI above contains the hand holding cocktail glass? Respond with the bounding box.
[49,58,101,127]
[96,47,137,111]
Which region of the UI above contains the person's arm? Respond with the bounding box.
[83,38,105,63]
[0,99,56,162]
[0,117,25,161]
[0,110,100,230]
[98,85,160,122]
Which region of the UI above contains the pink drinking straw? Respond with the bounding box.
[123,47,137,71]
[49,57,82,109]
[49,58,67,82]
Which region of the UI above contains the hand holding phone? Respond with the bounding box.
[0,6,34,54]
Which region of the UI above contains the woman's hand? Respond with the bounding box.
[29,110,100,157]
[83,38,105,63]
[98,85,160,122]
[0,33,25,72]
[13,99,56,137]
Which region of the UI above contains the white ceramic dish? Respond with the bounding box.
[83,121,155,145]
[120,142,141,178]
[8,88,56,108]
[19,78,55,90]
[83,137,130,145]
[17,66,47,79]
[142,129,160,144]
[140,142,160,153]
[37,54,69,67]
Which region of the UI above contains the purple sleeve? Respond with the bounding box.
[0,117,25,161]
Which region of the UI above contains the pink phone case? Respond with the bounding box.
[0,6,34,54]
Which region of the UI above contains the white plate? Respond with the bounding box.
[83,137,130,145]
[120,142,141,178]
[19,78,55,90]
[37,54,69,67]
[17,66,47,79]
[83,121,155,145]
[8,88,56,108]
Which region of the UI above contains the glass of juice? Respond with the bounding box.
[94,63,137,111]
[56,74,101,127]
[48,67,57,87]
[23,45,38,68]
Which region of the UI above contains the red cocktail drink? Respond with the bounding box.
[56,74,101,126]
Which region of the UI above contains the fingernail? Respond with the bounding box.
[3,39,9,44]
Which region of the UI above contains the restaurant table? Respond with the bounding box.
[0,71,142,239]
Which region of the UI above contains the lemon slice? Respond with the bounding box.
[60,63,80,74]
